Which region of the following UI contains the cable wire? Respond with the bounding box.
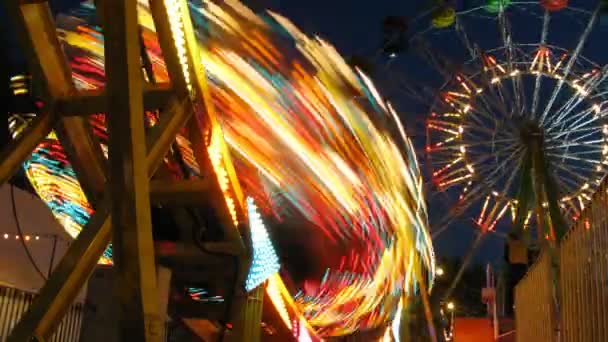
[10,184,47,281]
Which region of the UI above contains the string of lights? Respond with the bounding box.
[0,233,65,241]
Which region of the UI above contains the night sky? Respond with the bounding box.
[2,0,605,266]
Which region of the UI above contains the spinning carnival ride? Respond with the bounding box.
[384,0,608,289]
[9,0,435,339]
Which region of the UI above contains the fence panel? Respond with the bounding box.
[559,181,608,342]
[515,250,556,342]
[0,285,83,341]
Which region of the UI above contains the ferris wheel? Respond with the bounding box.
[387,1,608,239]
[378,0,608,288]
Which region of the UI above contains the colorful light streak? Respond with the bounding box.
[16,0,436,337]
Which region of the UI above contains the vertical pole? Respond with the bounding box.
[48,234,58,278]
[493,300,499,340]
[415,263,437,342]
[103,0,161,340]
[444,231,484,299]
[157,266,172,341]
[230,285,264,342]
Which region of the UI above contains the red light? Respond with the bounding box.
[156,241,177,255]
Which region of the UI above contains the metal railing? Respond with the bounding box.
[0,286,83,341]
[514,250,556,342]
[515,180,608,341]
[559,182,608,342]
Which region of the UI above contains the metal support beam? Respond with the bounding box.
[7,201,113,342]
[8,73,192,342]
[157,266,172,341]
[7,1,107,204]
[229,285,265,342]
[148,0,190,98]
[150,179,212,205]
[8,95,191,342]
[103,0,161,340]
[0,110,54,185]
[56,84,173,117]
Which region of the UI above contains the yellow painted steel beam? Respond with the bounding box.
[148,0,190,98]
[7,90,192,342]
[7,1,107,205]
[56,84,173,117]
[7,201,112,342]
[149,0,247,220]
[149,0,247,253]
[0,110,55,185]
[103,0,162,339]
[149,7,255,334]
[229,285,265,342]
[149,179,212,206]
[157,266,172,340]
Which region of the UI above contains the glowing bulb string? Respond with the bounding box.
[10,185,48,281]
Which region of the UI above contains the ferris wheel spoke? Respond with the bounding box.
[539,7,598,124]
[462,108,520,137]
[475,53,514,119]
[394,75,436,105]
[474,147,524,182]
[546,90,590,129]
[511,66,527,118]
[551,161,595,183]
[469,127,520,146]
[547,113,602,138]
[567,148,604,156]
[428,136,520,154]
[545,139,605,151]
[473,94,509,123]
[547,103,603,135]
[546,147,603,161]
[481,79,516,120]
[488,77,512,117]
[466,90,508,122]
[466,137,519,149]
[548,126,603,143]
[498,7,526,117]
[567,128,604,144]
[552,152,601,181]
[546,152,602,165]
[552,174,577,199]
[454,17,476,60]
[553,172,584,195]
[463,121,509,136]
[548,71,608,129]
[411,37,455,80]
[530,12,551,119]
[503,152,525,191]
[557,158,602,172]
[449,72,512,124]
